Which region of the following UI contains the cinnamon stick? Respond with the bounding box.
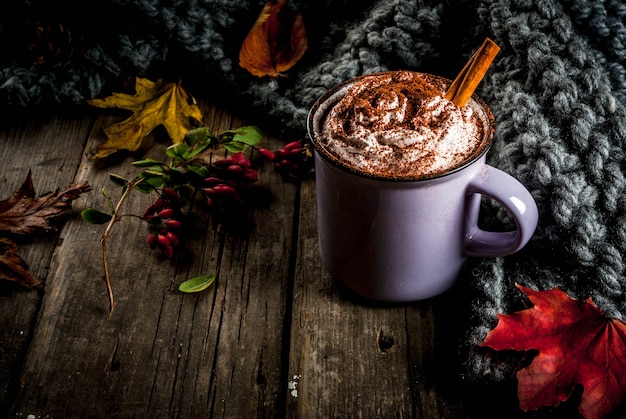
[445,38,500,107]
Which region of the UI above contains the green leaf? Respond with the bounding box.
[183,142,210,160]
[109,173,129,187]
[132,158,167,168]
[232,126,263,146]
[141,169,168,178]
[166,142,189,160]
[81,208,113,224]
[184,127,216,146]
[133,170,168,193]
[146,176,166,188]
[223,142,247,153]
[186,164,210,179]
[219,126,261,143]
[135,176,164,193]
[101,188,115,213]
[134,182,151,193]
[219,126,262,153]
[179,275,216,293]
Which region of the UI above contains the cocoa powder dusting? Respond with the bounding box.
[318,71,490,180]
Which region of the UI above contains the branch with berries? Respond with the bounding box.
[82,126,313,316]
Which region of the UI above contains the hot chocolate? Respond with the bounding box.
[307,65,538,303]
[313,71,492,180]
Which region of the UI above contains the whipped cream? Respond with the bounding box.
[318,71,488,179]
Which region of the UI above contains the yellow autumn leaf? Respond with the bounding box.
[87,77,203,159]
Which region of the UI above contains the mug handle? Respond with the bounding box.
[464,165,539,257]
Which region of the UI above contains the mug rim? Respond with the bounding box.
[307,71,495,182]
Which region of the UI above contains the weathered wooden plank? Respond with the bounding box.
[286,178,415,417]
[406,287,524,418]
[286,175,476,418]
[137,114,298,417]
[0,103,484,418]
[0,114,93,415]
[405,300,467,418]
[168,163,296,417]
[9,113,168,417]
[9,104,296,417]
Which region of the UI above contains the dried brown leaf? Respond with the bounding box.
[0,237,38,287]
[0,170,91,235]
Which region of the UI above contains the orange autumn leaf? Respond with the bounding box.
[239,0,308,77]
[481,284,626,419]
[87,77,203,159]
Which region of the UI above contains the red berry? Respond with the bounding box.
[143,204,155,218]
[284,141,301,151]
[213,185,237,195]
[227,164,242,173]
[242,169,258,182]
[204,177,223,185]
[147,233,157,249]
[215,157,237,167]
[258,148,275,160]
[165,219,182,230]
[162,188,178,199]
[166,231,179,247]
[157,234,170,248]
[237,159,251,169]
[157,208,175,219]
[162,245,174,259]
[165,231,179,247]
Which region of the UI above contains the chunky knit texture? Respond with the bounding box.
[3,0,626,384]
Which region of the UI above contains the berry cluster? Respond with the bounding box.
[258,140,313,178]
[202,152,259,228]
[144,188,184,258]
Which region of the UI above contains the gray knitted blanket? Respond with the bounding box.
[3,0,626,391]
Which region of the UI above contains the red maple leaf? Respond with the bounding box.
[481,284,626,419]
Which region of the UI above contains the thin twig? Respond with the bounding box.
[100,177,144,318]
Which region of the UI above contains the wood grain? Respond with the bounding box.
[0,102,523,418]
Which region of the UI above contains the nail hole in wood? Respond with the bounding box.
[376,329,395,353]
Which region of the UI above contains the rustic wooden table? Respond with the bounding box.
[0,102,531,418]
